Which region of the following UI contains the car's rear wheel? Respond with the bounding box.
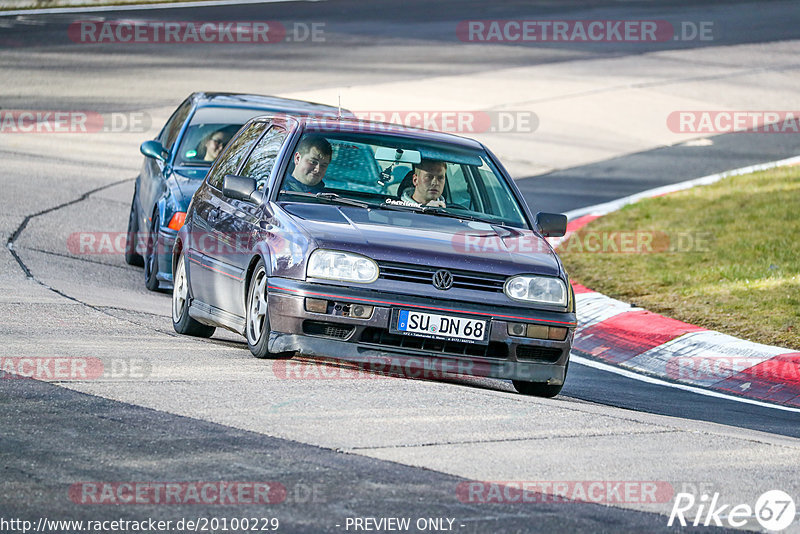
[246,259,287,359]
[512,362,568,398]
[172,254,216,338]
[125,195,144,267]
[144,215,160,291]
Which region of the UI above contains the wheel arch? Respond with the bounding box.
[172,236,183,275]
[243,253,269,312]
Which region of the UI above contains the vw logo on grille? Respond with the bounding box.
[432,269,453,290]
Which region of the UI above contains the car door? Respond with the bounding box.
[188,120,268,307]
[210,124,289,317]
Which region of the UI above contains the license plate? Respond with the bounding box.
[393,309,488,344]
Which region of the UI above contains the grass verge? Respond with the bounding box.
[559,164,800,350]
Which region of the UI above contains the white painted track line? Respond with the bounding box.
[0,0,320,17]
[571,354,800,414]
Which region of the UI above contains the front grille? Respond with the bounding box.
[360,327,508,359]
[377,261,506,293]
[303,321,355,340]
[516,345,563,363]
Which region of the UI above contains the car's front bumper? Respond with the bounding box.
[266,278,575,384]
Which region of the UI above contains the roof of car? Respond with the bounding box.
[191,91,344,116]
[293,116,486,150]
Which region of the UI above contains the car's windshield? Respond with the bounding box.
[277,131,530,229]
[175,107,276,168]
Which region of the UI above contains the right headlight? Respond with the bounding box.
[306,249,379,283]
[504,275,567,306]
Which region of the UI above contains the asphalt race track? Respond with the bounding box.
[2,1,800,533]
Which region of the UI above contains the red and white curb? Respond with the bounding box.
[554,155,800,409]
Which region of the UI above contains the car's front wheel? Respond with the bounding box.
[144,215,161,291]
[125,195,144,267]
[172,253,215,338]
[246,259,289,359]
[512,362,568,398]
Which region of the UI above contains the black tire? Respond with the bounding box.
[125,195,144,267]
[172,254,216,338]
[144,215,160,291]
[245,259,286,359]
[512,362,568,398]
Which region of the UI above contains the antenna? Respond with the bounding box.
[337,94,342,120]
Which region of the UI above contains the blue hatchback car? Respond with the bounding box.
[125,92,346,290]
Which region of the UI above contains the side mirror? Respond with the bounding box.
[140,140,168,162]
[223,174,263,205]
[535,212,567,237]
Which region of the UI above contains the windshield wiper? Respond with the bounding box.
[373,201,495,223]
[280,190,373,209]
[180,162,212,167]
[416,206,497,224]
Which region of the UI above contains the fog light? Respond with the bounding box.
[526,324,549,339]
[349,304,373,319]
[548,326,568,341]
[305,298,328,313]
[507,323,526,337]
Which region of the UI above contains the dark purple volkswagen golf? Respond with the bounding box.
[172,115,576,396]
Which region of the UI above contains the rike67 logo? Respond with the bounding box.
[669,490,796,530]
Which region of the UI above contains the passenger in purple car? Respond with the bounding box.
[283,135,332,194]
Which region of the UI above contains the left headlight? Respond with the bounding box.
[307,249,379,283]
[504,275,567,306]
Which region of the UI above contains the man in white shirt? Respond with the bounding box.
[400,159,447,207]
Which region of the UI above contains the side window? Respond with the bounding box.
[241,126,288,191]
[159,99,193,152]
[207,121,268,190]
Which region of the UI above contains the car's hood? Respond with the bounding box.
[170,167,209,208]
[280,203,561,277]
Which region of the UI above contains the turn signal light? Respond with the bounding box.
[305,298,329,313]
[548,327,568,341]
[305,298,374,319]
[167,212,186,231]
[507,323,569,341]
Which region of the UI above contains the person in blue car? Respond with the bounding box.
[197,129,232,161]
[283,135,332,193]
